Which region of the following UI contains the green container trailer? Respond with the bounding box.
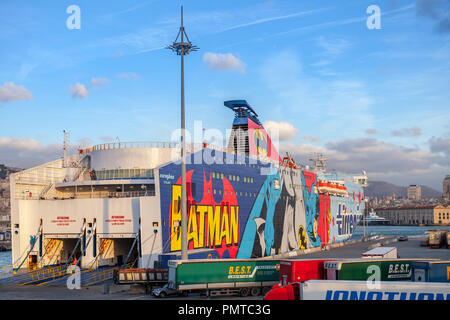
[324,259,438,282]
[153,259,280,297]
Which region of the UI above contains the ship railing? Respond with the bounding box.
[26,265,68,283]
[55,190,156,200]
[91,141,181,151]
[82,267,115,287]
[108,191,155,198]
[91,141,239,155]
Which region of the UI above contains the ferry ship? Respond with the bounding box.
[9,100,367,270]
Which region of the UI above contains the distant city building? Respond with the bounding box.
[0,213,10,230]
[434,205,450,225]
[407,184,421,200]
[375,205,450,225]
[444,175,450,200]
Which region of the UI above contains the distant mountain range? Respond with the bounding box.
[365,180,442,199]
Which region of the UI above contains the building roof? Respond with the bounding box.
[375,205,437,211]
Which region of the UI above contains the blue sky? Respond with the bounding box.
[0,0,449,190]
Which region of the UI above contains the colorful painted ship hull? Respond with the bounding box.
[156,100,366,261]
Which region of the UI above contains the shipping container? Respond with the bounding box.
[361,247,397,259]
[264,259,333,300]
[412,261,450,282]
[114,268,168,285]
[299,280,450,300]
[155,258,280,297]
[420,232,430,247]
[278,259,334,285]
[324,259,437,281]
[429,230,447,248]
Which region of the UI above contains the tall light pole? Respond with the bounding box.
[166,6,198,260]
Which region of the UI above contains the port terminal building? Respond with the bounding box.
[375,205,450,226]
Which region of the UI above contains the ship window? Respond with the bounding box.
[221,173,224,179]
[244,177,247,183]
[224,190,227,195]
[212,172,215,179]
[219,189,222,195]
[237,176,240,182]
[214,189,216,194]
[240,192,242,196]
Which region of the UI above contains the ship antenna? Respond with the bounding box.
[166,6,199,261]
[63,130,70,182]
[309,153,329,172]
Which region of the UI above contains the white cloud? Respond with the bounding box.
[116,72,140,80]
[429,136,450,158]
[203,52,246,73]
[365,128,378,135]
[391,126,422,137]
[316,36,352,56]
[70,83,89,99]
[100,136,115,142]
[0,136,96,169]
[0,82,32,103]
[279,137,449,190]
[273,4,415,37]
[263,120,298,141]
[0,137,61,168]
[303,135,321,143]
[91,77,109,88]
[220,8,331,32]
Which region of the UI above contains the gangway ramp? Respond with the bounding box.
[0,265,66,285]
[38,266,117,287]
